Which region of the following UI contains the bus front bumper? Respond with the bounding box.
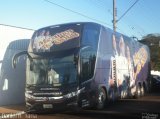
[26,96,80,112]
[25,88,85,112]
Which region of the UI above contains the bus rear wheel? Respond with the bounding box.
[135,84,141,98]
[141,83,147,97]
[96,88,106,110]
[141,85,145,96]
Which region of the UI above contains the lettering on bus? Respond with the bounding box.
[33,29,80,51]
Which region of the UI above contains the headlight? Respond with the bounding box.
[64,87,85,98]
[64,91,77,98]
[25,93,34,99]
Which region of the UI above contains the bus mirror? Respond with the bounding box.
[12,51,28,69]
[12,57,17,69]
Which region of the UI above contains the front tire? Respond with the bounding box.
[96,88,106,110]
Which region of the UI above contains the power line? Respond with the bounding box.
[113,0,144,37]
[44,0,143,37]
[86,0,106,11]
[117,0,140,22]
[88,0,113,17]
[0,24,34,31]
[94,0,106,9]
[44,0,112,27]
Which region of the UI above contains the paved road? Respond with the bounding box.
[0,92,160,119]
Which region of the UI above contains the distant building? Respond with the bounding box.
[0,24,34,61]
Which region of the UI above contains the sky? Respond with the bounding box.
[0,0,160,40]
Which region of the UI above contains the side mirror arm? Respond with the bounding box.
[12,51,28,69]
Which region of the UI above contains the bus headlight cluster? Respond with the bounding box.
[64,87,85,99]
[64,91,77,98]
[25,93,34,99]
[25,87,85,100]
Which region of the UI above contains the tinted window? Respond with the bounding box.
[80,47,96,83]
[31,24,82,52]
[82,24,100,50]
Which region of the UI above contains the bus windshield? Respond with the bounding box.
[30,24,82,53]
[26,55,77,86]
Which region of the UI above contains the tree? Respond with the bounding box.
[139,34,160,71]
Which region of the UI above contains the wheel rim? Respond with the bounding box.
[141,86,144,96]
[98,89,106,108]
[137,86,141,97]
[99,92,105,104]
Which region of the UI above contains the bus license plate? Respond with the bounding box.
[43,104,53,109]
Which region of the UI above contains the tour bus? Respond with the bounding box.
[12,22,150,112]
[0,39,29,106]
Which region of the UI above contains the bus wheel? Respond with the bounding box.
[96,88,106,110]
[135,84,141,98]
[141,84,146,96]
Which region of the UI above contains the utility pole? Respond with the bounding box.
[113,0,117,32]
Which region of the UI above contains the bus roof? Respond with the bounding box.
[35,22,102,31]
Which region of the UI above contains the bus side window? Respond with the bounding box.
[82,24,99,50]
[80,47,95,83]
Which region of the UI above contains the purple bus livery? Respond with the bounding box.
[12,22,151,112]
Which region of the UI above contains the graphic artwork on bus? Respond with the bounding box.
[109,34,149,98]
[12,22,151,112]
[133,47,149,81]
[32,29,80,51]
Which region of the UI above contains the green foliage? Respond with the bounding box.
[139,34,160,70]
